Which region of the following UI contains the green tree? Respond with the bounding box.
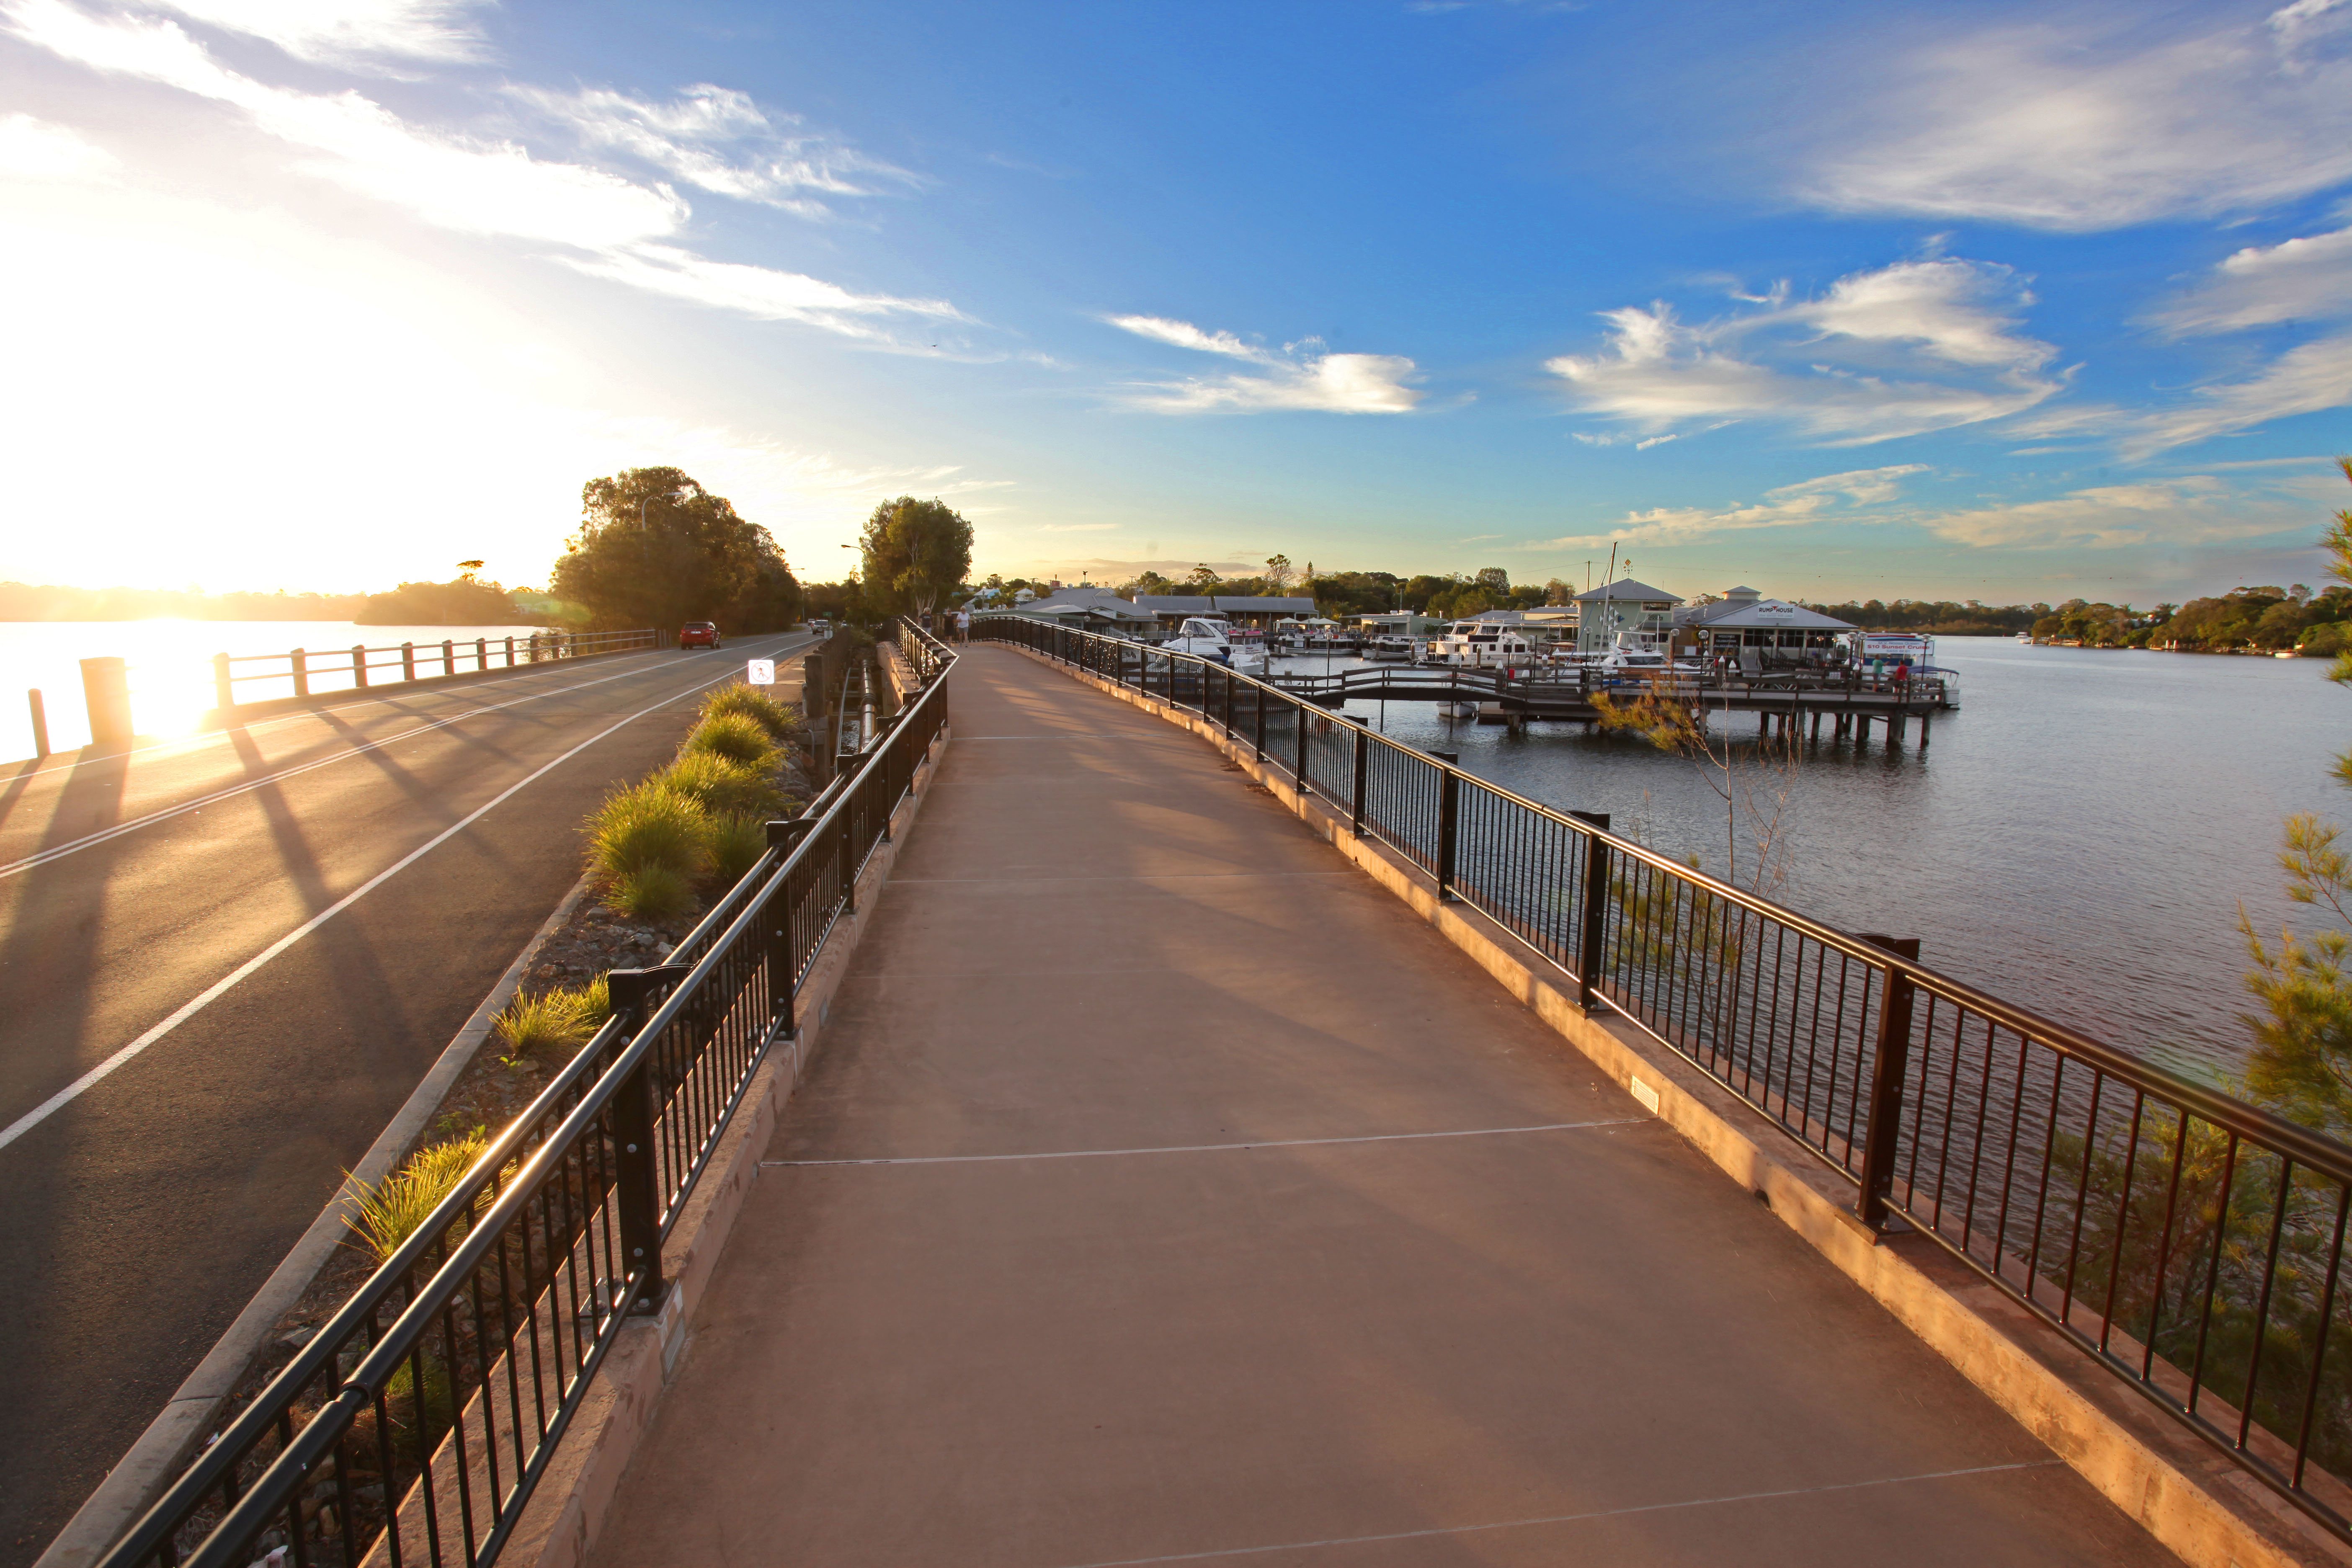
[1263,554,1294,593]
[859,496,974,619]
[552,467,800,632]
[2244,459,2352,1135]
[1183,563,1221,591]
[1475,566,1511,596]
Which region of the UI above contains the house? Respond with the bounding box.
[1353,611,1447,637]
[1573,579,1682,653]
[1674,585,1854,661]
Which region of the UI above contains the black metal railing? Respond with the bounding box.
[975,612,2352,1540]
[95,637,953,1568]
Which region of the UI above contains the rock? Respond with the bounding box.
[277,1326,316,1352]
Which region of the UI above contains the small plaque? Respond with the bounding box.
[746,658,776,686]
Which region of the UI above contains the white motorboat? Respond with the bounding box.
[1366,634,1417,661]
[1426,619,1542,667]
[1160,615,1268,673]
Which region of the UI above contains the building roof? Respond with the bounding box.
[1209,595,1318,614]
[1135,594,1217,614]
[1018,585,1156,622]
[1680,596,1855,631]
[1573,578,1682,604]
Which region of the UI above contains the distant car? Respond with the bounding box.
[679,622,722,649]
[806,618,830,635]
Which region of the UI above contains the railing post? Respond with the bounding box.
[402,642,416,681]
[1294,699,1310,794]
[80,656,132,750]
[441,638,455,676]
[351,644,368,689]
[476,637,487,671]
[213,652,232,713]
[838,804,857,916]
[1253,681,1267,763]
[1854,934,1923,1234]
[1350,726,1369,833]
[28,688,50,758]
[765,820,814,1038]
[604,966,679,1308]
[505,635,516,667]
[1570,810,1610,1011]
[1433,751,1459,900]
[290,648,308,699]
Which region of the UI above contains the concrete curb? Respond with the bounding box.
[501,718,953,1568]
[1003,641,2352,1568]
[36,874,596,1568]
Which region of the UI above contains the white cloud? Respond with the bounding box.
[560,245,961,338]
[511,83,915,217]
[1035,522,1117,532]
[0,111,118,181]
[1,0,965,343]
[2011,333,2352,458]
[1546,258,2059,445]
[142,0,489,66]
[1534,464,1929,549]
[1106,314,1423,413]
[2151,223,2352,335]
[1798,8,2352,229]
[1920,475,2326,549]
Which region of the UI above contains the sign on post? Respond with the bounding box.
[746,658,776,686]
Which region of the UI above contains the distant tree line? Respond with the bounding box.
[550,467,801,633]
[0,582,376,620]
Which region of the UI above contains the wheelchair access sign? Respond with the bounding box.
[746,658,776,686]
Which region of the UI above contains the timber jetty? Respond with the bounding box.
[1270,663,1955,745]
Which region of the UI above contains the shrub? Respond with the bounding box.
[568,971,611,1030]
[701,683,801,741]
[606,863,696,921]
[706,813,767,885]
[661,748,786,818]
[493,990,592,1056]
[346,1129,488,1266]
[588,779,708,884]
[683,712,778,767]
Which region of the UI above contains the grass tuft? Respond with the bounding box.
[606,863,696,921]
[493,972,614,1058]
[660,749,786,818]
[701,683,801,740]
[588,779,709,884]
[346,1129,488,1266]
[683,712,778,767]
[705,813,768,885]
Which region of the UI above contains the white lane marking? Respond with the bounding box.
[2,631,815,781]
[761,1119,1645,1167]
[0,636,801,880]
[1047,1461,2063,1568]
[0,659,754,1154]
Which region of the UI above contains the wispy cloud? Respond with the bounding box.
[1919,474,2331,549]
[1796,5,2352,230]
[2012,335,2352,461]
[1035,522,1117,532]
[1532,464,1929,549]
[1104,313,1423,413]
[0,111,118,181]
[143,0,490,67]
[1,0,965,344]
[1546,257,2059,445]
[511,83,916,218]
[2150,222,2352,337]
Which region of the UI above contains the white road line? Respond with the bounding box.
[0,636,800,880]
[0,658,756,1155]
[1047,1461,2062,1568]
[760,1119,1645,1167]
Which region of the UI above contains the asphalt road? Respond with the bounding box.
[0,630,815,1565]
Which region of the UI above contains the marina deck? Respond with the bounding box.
[582,647,2157,1568]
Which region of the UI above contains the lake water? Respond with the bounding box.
[0,619,547,758]
[1287,637,2347,1084]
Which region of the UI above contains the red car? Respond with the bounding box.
[678,622,723,649]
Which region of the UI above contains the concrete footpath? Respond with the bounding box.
[584,646,2171,1568]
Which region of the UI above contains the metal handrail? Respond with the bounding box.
[974,611,2352,1539]
[98,643,954,1568]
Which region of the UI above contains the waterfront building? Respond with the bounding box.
[1005,584,1159,634]
[1573,578,1682,653]
[1675,585,1856,662]
[1134,593,1317,629]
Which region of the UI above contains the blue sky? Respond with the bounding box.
[2,0,2349,606]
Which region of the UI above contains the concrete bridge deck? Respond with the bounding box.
[584,645,2164,1568]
